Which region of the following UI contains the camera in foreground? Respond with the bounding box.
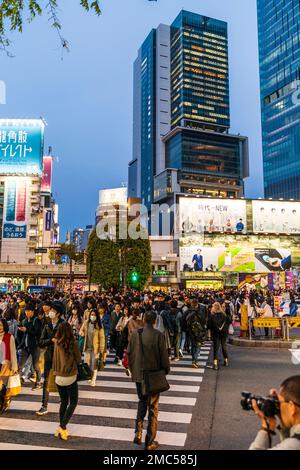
[241,391,280,418]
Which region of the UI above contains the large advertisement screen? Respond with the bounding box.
[179,197,247,235]
[0,119,44,175]
[180,245,292,273]
[252,200,300,234]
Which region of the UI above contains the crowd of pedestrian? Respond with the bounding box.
[0,287,299,449]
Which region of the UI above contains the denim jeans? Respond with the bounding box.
[179,331,186,351]
[18,348,41,382]
[191,342,200,363]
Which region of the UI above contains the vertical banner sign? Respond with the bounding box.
[5,179,16,221]
[279,272,286,289]
[240,304,249,335]
[268,273,274,291]
[45,210,52,231]
[296,272,300,290]
[273,272,280,290]
[16,179,26,222]
[274,296,282,313]
[285,272,294,290]
[41,156,52,193]
[3,178,27,239]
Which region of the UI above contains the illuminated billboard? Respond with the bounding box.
[180,245,292,273]
[99,187,127,205]
[252,200,300,234]
[0,119,44,175]
[179,197,247,235]
[3,178,28,239]
[41,156,52,193]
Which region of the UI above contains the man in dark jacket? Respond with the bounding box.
[36,301,65,416]
[18,303,43,389]
[128,310,170,451]
[186,299,207,368]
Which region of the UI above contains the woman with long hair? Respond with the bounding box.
[67,301,83,342]
[79,309,105,386]
[209,302,231,371]
[52,322,81,440]
[0,318,18,413]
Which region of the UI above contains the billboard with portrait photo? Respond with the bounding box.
[179,197,247,235]
[252,200,300,234]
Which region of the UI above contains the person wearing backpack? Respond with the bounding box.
[209,302,231,370]
[186,299,207,369]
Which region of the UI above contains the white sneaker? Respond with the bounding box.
[174,357,180,362]
[91,380,96,387]
[118,359,122,366]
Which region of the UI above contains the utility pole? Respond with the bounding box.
[69,257,73,293]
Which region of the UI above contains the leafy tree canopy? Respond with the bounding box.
[0,0,101,54]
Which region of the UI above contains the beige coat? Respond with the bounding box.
[79,320,105,356]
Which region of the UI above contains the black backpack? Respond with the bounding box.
[187,311,207,343]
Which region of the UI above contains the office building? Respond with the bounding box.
[257,0,300,198]
[129,10,248,210]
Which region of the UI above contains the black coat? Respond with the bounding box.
[208,312,231,337]
[18,317,42,351]
[127,324,170,383]
[39,319,65,366]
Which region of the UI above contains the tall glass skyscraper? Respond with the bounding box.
[171,11,230,131]
[257,0,300,199]
[130,10,248,208]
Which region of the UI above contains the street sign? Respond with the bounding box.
[253,318,281,328]
[35,248,47,254]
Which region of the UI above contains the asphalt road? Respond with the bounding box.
[186,344,299,450]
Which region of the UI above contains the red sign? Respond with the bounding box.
[41,156,52,193]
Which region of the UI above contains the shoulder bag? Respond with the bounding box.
[138,330,170,396]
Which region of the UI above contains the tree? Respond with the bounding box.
[87,225,152,291]
[126,236,152,290]
[0,0,101,54]
[87,229,120,290]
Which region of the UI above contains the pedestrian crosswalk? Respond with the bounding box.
[0,343,212,450]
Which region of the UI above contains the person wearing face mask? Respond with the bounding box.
[0,318,18,412]
[68,302,83,342]
[36,301,65,416]
[83,298,96,322]
[79,310,105,387]
[249,375,300,450]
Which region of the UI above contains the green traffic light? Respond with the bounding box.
[131,271,138,283]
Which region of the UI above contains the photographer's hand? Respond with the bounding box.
[252,399,277,432]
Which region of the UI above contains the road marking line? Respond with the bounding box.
[96,371,203,382]
[26,389,197,406]
[10,401,192,424]
[0,418,187,447]
[0,442,65,451]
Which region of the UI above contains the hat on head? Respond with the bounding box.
[50,301,65,316]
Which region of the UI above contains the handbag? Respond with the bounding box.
[6,374,21,398]
[122,350,129,370]
[138,330,170,396]
[77,362,92,382]
[97,355,105,371]
[228,324,234,335]
[47,369,58,393]
[78,336,85,354]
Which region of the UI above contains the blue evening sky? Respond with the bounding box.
[0,0,263,239]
